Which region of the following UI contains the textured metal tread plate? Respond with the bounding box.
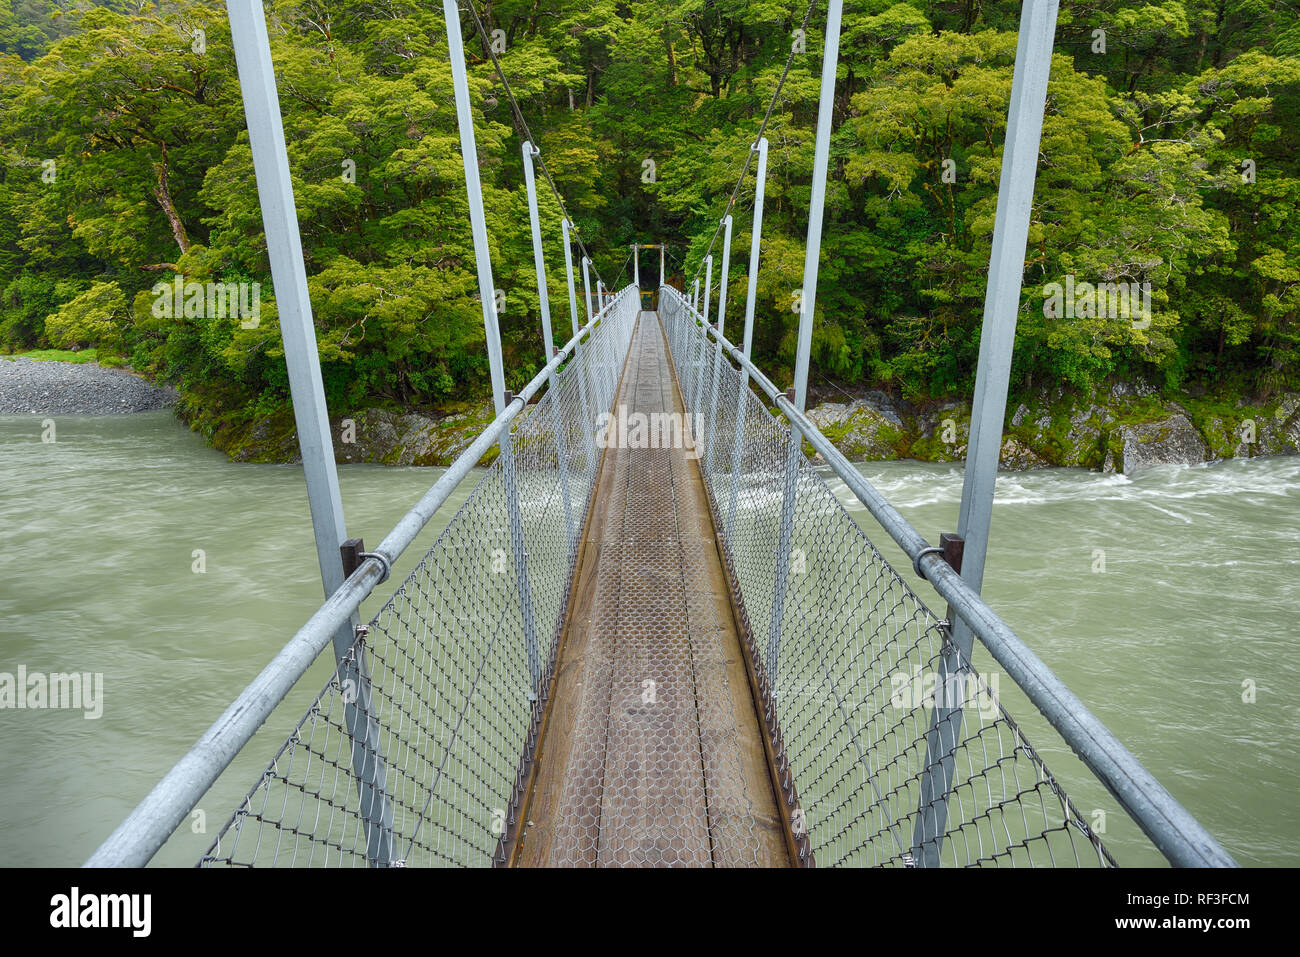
[515,313,789,867]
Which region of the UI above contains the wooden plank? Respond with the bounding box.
[514,312,790,867]
[512,319,640,868]
[593,321,710,866]
[660,321,790,868]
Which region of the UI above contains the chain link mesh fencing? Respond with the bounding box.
[659,286,1114,867]
[199,289,640,867]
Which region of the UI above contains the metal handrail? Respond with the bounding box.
[658,283,1236,868]
[84,286,637,868]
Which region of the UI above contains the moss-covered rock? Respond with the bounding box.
[184,378,1299,475]
[804,398,905,460]
[1114,411,1209,476]
[197,400,506,467]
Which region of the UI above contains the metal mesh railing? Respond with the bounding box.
[199,288,640,867]
[660,285,1114,867]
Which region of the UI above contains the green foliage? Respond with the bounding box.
[43,280,127,351]
[8,347,98,363]
[0,0,1295,426]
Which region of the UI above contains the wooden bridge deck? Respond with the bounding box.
[511,312,791,867]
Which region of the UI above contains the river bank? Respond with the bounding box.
[8,354,1297,473]
[197,381,1300,476]
[0,354,176,414]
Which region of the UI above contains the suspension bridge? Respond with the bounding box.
[85,0,1236,868]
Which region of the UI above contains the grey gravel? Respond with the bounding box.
[0,356,176,414]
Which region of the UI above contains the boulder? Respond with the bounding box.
[805,397,904,460]
[999,436,1049,470]
[1117,411,1209,475]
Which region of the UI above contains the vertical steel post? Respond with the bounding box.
[563,218,595,473]
[727,137,769,538]
[522,142,575,550]
[446,0,540,688]
[660,245,666,287]
[581,256,593,323]
[561,220,581,338]
[769,0,843,682]
[633,244,640,289]
[911,0,1061,868]
[704,215,732,476]
[228,0,392,867]
[692,278,700,313]
[692,254,712,408]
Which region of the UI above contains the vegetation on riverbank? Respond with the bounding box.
[2,0,1297,448]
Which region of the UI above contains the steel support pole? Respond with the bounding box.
[727,137,768,538]
[692,278,700,312]
[582,256,593,323]
[790,0,842,414]
[910,0,1061,868]
[705,215,733,476]
[693,255,712,408]
[446,0,540,688]
[228,0,392,867]
[633,245,640,289]
[561,220,581,338]
[563,218,595,473]
[522,142,575,551]
[660,245,666,287]
[769,0,843,686]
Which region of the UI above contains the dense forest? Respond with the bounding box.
[2,0,1297,443]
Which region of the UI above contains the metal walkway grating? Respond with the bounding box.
[513,313,790,867]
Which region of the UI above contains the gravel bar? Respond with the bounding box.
[0,356,176,414]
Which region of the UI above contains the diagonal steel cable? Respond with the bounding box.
[688,0,820,288]
[458,0,610,288]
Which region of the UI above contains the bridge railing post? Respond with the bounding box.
[522,141,576,555]
[910,0,1061,868]
[227,0,394,867]
[582,256,593,324]
[692,255,712,413]
[726,138,768,540]
[768,0,843,692]
[562,219,596,480]
[445,0,541,691]
[704,216,733,481]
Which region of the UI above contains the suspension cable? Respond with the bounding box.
[688,0,820,287]
[458,0,609,288]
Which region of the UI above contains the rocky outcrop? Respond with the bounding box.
[213,401,505,466]
[804,397,904,460]
[807,385,1299,474]
[334,406,503,466]
[1113,411,1209,476]
[202,382,1300,474]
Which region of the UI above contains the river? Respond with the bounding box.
[1,411,1296,866]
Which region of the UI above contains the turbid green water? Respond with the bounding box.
[1,411,1296,866]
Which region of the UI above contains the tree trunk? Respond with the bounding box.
[152,142,190,257]
[664,28,677,87]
